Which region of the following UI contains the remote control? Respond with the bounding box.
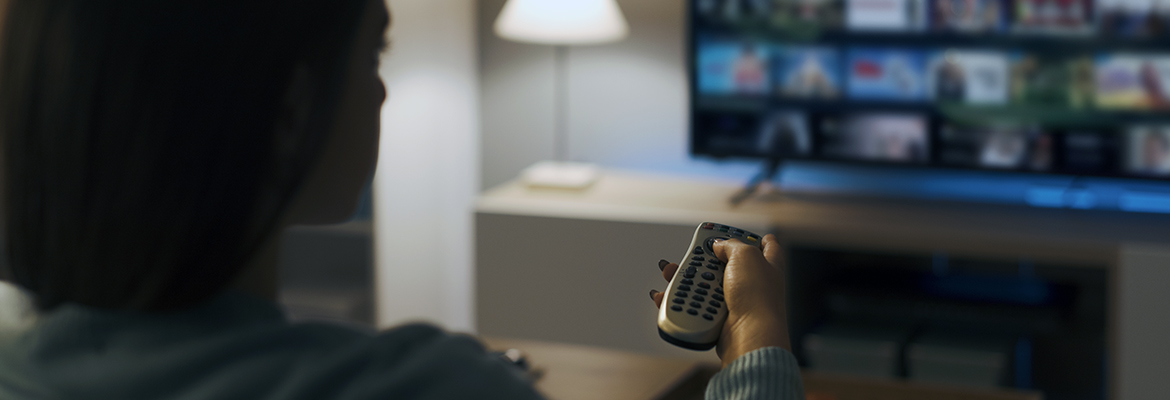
[658,222,763,351]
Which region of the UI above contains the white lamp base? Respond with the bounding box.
[521,161,600,189]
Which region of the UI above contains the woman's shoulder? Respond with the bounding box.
[0,289,544,400]
[276,322,543,400]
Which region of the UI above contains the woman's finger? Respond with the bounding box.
[660,262,679,282]
[650,289,665,308]
[761,234,783,269]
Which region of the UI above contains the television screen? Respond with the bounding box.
[689,0,1170,180]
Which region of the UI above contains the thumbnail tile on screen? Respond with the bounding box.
[847,0,928,31]
[1011,0,1095,35]
[1094,54,1170,110]
[848,48,928,101]
[927,50,1010,104]
[696,0,773,23]
[695,111,762,155]
[821,114,930,162]
[757,112,813,156]
[698,41,772,95]
[1127,125,1170,176]
[927,0,1009,32]
[1009,54,1094,107]
[1063,130,1121,174]
[939,122,1053,170]
[1098,0,1170,37]
[771,0,845,29]
[774,46,843,98]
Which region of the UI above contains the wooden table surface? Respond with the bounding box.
[482,337,709,400]
[482,337,1046,400]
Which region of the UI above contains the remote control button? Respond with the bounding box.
[673,298,685,305]
[691,256,704,262]
[706,264,718,270]
[712,293,724,301]
[718,227,729,232]
[702,272,716,280]
[702,314,714,320]
[707,307,719,314]
[678,285,691,291]
[698,282,711,289]
[689,261,702,267]
[714,287,723,294]
[709,300,721,307]
[692,295,705,301]
[683,272,695,279]
[686,267,697,273]
[687,309,699,315]
[675,291,687,297]
[703,237,725,253]
[682,279,694,285]
[693,247,704,255]
[695,288,708,295]
[746,235,759,243]
[671,305,683,311]
[702,223,714,230]
[690,301,702,308]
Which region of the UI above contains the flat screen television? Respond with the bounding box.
[689,0,1170,181]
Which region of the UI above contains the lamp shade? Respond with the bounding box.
[494,0,629,45]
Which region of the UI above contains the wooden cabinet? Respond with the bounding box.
[475,170,1170,399]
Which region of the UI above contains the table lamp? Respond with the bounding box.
[494,0,629,189]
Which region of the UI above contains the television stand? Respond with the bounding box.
[729,157,783,207]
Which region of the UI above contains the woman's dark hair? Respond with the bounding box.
[0,0,371,311]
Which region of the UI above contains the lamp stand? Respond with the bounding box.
[521,45,600,189]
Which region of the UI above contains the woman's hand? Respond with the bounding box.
[650,234,791,367]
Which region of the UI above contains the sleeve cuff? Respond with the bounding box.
[705,347,804,400]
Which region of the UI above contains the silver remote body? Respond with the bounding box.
[657,222,763,350]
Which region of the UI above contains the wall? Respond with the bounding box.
[373,0,479,332]
[477,0,759,190]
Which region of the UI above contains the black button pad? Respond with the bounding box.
[674,223,762,324]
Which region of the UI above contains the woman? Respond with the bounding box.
[0,1,802,399]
